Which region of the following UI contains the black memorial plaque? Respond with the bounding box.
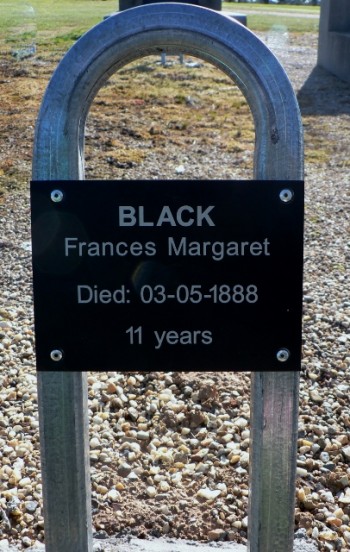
[30,180,303,372]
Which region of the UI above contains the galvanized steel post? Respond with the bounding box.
[32,5,303,551]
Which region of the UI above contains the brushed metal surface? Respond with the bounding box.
[36,372,92,552]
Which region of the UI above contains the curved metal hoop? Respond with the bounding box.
[33,3,303,181]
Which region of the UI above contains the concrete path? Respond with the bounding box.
[223,8,319,20]
[89,533,319,552]
[0,534,320,552]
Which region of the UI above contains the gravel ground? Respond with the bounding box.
[0,28,349,552]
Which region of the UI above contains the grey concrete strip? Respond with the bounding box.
[94,537,246,552]
[0,533,319,552]
[223,8,319,19]
[89,534,319,552]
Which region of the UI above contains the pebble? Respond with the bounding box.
[90,437,101,449]
[341,446,350,461]
[234,417,248,429]
[107,489,121,502]
[137,430,150,441]
[175,164,185,174]
[319,530,338,542]
[207,529,226,540]
[117,463,132,478]
[197,488,221,501]
[320,452,330,463]
[310,389,323,403]
[24,501,38,513]
[146,486,157,498]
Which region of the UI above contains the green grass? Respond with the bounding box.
[222,2,320,33]
[222,2,320,13]
[1,0,118,52]
[247,14,319,33]
[0,0,319,55]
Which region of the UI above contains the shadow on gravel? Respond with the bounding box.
[297,65,350,116]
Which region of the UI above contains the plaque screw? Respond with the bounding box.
[50,349,63,362]
[279,189,294,203]
[276,348,290,363]
[51,189,64,203]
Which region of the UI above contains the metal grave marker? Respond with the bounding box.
[31,4,304,552]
